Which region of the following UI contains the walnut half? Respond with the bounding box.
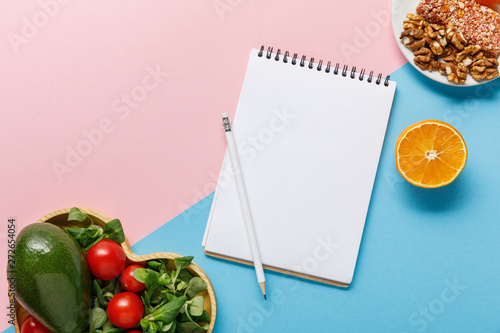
[400,29,426,51]
[445,23,467,51]
[470,58,500,81]
[440,62,468,84]
[403,13,428,31]
[424,24,447,56]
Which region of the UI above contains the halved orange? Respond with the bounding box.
[395,120,467,188]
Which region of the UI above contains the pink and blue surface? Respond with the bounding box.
[1,0,500,332]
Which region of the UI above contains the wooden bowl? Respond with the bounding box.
[11,207,217,332]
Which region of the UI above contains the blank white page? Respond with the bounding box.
[203,48,396,285]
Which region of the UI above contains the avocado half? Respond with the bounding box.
[14,223,91,332]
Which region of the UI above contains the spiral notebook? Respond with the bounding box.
[202,46,397,287]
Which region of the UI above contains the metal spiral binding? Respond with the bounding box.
[342,65,348,77]
[300,55,306,67]
[317,60,323,71]
[257,45,391,86]
[359,68,366,81]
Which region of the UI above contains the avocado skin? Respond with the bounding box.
[15,223,91,333]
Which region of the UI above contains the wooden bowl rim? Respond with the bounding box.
[11,207,217,333]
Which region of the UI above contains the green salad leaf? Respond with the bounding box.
[66,207,125,251]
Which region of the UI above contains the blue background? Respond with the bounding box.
[133,63,500,332]
[6,63,500,332]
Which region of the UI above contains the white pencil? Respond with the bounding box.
[221,112,267,300]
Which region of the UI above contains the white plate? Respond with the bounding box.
[391,0,500,87]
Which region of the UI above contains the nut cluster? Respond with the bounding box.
[401,13,499,84]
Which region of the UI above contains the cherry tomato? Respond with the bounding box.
[86,239,126,280]
[21,315,51,333]
[120,264,146,293]
[107,292,144,329]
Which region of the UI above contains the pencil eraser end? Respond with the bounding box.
[221,112,229,118]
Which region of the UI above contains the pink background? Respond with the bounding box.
[0,1,406,330]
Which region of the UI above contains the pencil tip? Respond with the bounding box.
[259,281,267,300]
